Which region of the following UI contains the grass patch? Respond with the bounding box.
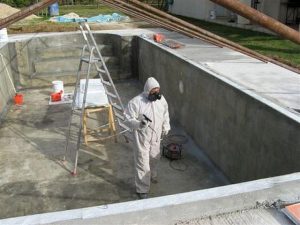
[59,4,122,17]
[8,21,79,33]
[179,16,300,68]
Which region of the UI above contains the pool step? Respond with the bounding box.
[33,56,119,77]
[35,44,113,59]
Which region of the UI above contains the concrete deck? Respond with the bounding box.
[141,30,300,114]
[176,208,293,225]
[0,79,228,219]
[1,172,299,225]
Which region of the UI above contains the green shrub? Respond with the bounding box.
[2,0,36,7]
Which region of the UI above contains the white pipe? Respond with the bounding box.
[0,53,16,94]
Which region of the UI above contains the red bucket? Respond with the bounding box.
[51,91,62,102]
[14,93,23,105]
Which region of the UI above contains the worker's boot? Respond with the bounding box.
[137,193,148,199]
[151,177,158,184]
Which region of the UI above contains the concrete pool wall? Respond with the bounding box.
[0,32,134,89]
[0,43,15,121]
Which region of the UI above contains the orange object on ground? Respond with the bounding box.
[153,33,165,43]
[51,91,62,102]
[282,203,300,224]
[14,93,23,105]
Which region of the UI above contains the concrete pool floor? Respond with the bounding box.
[0,79,229,219]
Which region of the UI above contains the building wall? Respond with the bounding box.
[169,0,216,20]
[169,0,284,24]
[259,0,281,22]
[237,0,251,24]
[278,0,289,24]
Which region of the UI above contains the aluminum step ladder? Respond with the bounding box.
[64,22,131,175]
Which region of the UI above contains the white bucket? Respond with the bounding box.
[0,28,8,42]
[52,80,64,95]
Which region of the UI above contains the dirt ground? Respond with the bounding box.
[0,3,39,20]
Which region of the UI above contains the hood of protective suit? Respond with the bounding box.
[143,77,160,94]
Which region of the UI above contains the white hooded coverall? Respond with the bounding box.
[124,77,170,194]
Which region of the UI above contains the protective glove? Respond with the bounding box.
[140,119,149,130]
[162,129,169,137]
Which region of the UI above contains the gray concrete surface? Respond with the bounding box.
[1,172,299,225]
[137,31,300,183]
[0,79,228,219]
[176,208,293,225]
[0,43,15,122]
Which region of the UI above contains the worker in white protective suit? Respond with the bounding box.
[124,77,170,199]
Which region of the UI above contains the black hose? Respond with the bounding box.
[169,160,188,171]
[162,133,188,146]
[161,134,188,171]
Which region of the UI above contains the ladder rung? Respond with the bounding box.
[119,121,130,131]
[111,103,123,111]
[81,57,100,63]
[71,109,82,115]
[101,80,112,86]
[106,91,117,99]
[115,112,125,121]
[97,68,107,74]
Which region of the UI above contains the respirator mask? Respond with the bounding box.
[148,92,161,101]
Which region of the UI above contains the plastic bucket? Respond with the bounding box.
[0,28,8,42]
[14,93,23,105]
[48,2,59,16]
[52,80,64,95]
[51,91,62,102]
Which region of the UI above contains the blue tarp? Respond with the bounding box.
[55,13,128,23]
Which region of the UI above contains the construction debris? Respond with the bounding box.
[50,13,129,23]
[153,33,184,49]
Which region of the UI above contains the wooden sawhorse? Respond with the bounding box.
[83,104,117,145]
